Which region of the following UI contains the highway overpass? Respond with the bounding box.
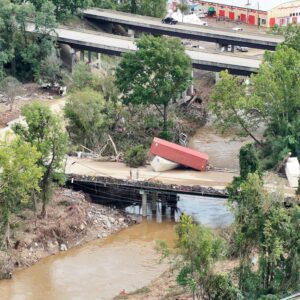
[27,26,260,75]
[82,8,283,50]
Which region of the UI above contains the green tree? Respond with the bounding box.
[239,143,260,180]
[116,35,192,133]
[19,0,91,19]
[71,62,94,90]
[270,23,300,52]
[138,0,166,18]
[39,51,63,86]
[210,46,300,167]
[177,2,189,22]
[13,103,68,218]
[209,70,262,144]
[51,0,92,20]
[0,136,42,248]
[0,76,22,111]
[64,88,114,148]
[229,173,300,298]
[93,0,117,9]
[0,0,60,81]
[176,214,229,299]
[124,144,147,167]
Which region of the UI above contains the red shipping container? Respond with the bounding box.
[219,10,225,17]
[150,137,209,172]
[229,12,235,21]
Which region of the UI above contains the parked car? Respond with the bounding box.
[182,40,192,46]
[236,46,249,52]
[192,45,205,50]
[232,27,243,31]
[162,17,178,25]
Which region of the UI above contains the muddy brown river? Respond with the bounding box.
[0,220,175,300]
[0,196,233,300]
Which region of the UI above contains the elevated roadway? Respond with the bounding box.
[82,8,283,50]
[27,26,261,75]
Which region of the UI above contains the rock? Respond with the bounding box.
[47,241,54,249]
[118,218,124,223]
[102,232,108,238]
[105,220,112,229]
[34,242,38,247]
[108,217,115,224]
[60,244,68,251]
[79,223,85,231]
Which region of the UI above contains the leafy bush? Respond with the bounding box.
[206,273,243,300]
[124,145,147,167]
[239,144,260,180]
[159,129,175,141]
[64,88,115,148]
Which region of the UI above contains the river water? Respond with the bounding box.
[0,196,233,300]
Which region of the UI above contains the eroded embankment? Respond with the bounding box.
[0,187,135,279]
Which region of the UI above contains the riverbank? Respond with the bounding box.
[0,187,135,280]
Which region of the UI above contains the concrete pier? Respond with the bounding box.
[140,190,148,217]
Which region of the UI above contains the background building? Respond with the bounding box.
[188,0,300,27]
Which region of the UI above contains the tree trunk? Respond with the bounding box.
[163,103,168,132]
[33,192,38,228]
[40,202,47,219]
[4,222,11,249]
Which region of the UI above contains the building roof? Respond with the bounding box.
[199,0,299,12]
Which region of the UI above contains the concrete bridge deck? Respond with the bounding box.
[27,25,261,75]
[83,8,283,50]
[65,157,236,190]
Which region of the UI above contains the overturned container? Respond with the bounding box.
[150,137,209,171]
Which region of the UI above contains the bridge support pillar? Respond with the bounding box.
[216,43,222,51]
[70,48,76,73]
[128,29,135,39]
[88,51,92,63]
[80,50,85,61]
[96,53,101,69]
[140,190,147,217]
[151,193,157,215]
[187,69,194,95]
[215,72,220,82]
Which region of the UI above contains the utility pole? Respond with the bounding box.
[257,1,260,28]
[246,0,250,24]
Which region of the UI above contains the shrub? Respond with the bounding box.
[206,273,243,300]
[296,177,300,195]
[239,144,259,180]
[124,145,147,167]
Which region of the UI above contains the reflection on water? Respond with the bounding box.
[177,195,233,228]
[126,195,233,228]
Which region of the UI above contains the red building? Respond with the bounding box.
[192,0,300,27]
